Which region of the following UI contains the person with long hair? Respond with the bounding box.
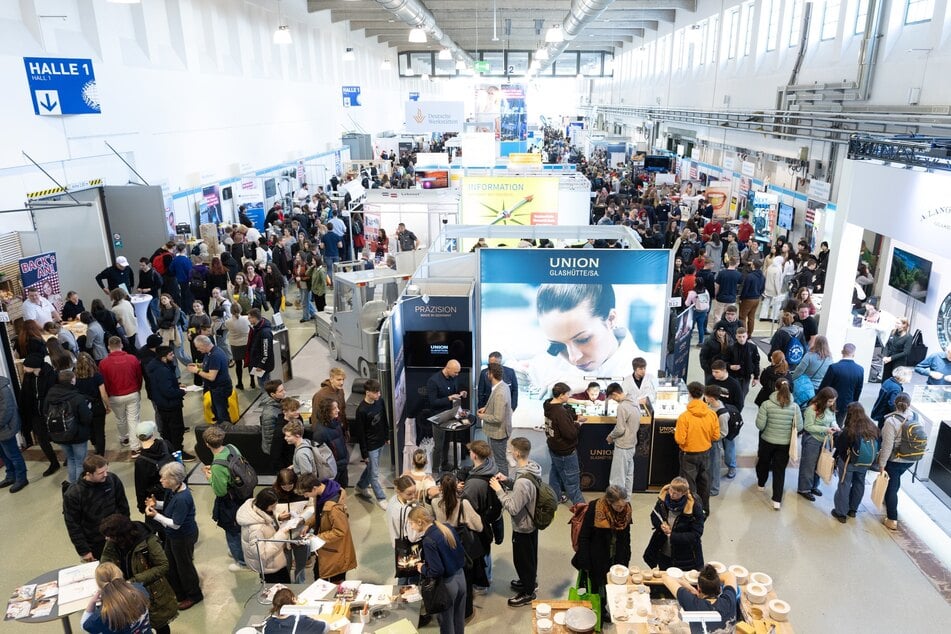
[17,319,46,357]
[298,473,357,583]
[881,317,913,382]
[375,228,390,258]
[797,387,839,501]
[309,255,329,313]
[410,504,468,634]
[156,294,189,367]
[262,262,284,314]
[831,403,880,523]
[81,562,151,634]
[755,378,803,510]
[236,488,293,583]
[790,334,833,394]
[572,485,633,622]
[263,588,327,633]
[225,303,251,390]
[433,473,483,621]
[686,279,711,346]
[878,394,917,531]
[206,257,230,298]
[90,298,120,342]
[232,271,255,314]
[272,468,310,583]
[99,514,178,634]
[74,352,109,456]
[312,398,349,487]
[46,337,75,371]
[755,350,790,406]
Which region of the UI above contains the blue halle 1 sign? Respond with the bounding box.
[342,85,361,107]
[23,57,101,116]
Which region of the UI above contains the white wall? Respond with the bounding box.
[599,0,951,110]
[0,0,402,231]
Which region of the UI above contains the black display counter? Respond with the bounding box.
[576,413,677,492]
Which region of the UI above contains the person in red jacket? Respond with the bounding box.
[99,336,144,457]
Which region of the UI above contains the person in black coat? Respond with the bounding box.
[63,453,130,560]
[42,370,92,486]
[571,486,633,612]
[476,351,519,410]
[881,318,913,382]
[20,353,60,475]
[643,478,705,572]
[247,310,275,385]
[818,343,866,425]
[145,346,187,454]
[699,327,733,382]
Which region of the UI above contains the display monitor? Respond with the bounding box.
[264,178,277,198]
[644,155,672,173]
[417,170,449,189]
[403,331,473,368]
[777,202,795,230]
[888,247,932,302]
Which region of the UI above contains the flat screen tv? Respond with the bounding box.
[403,331,473,368]
[264,178,277,198]
[777,202,795,230]
[888,247,932,302]
[417,170,449,189]
[644,155,672,173]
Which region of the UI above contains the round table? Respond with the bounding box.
[130,294,154,348]
[15,566,87,633]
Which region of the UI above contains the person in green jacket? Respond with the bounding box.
[201,426,248,571]
[755,379,803,510]
[797,387,839,501]
[309,256,328,313]
[99,514,178,633]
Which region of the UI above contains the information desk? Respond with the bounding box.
[233,582,421,633]
[576,410,681,492]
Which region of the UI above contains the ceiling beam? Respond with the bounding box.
[329,8,678,23]
[308,0,695,10]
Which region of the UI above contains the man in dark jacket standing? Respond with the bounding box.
[94,256,135,295]
[426,359,467,473]
[20,353,60,476]
[63,454,130,560]
[146,345,190,458]
[0,375,29,492]
[247,309,275,394]
[43,370,93,488]
[544,382,586,505]
[354,379,390,508]
[477,351,519,410]
[818,343,866,425]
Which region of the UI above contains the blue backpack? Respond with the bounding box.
[851,437,878,468]
[783,328,805,366]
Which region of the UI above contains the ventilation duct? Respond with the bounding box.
[375,0,476,67]
[538,0,618,71]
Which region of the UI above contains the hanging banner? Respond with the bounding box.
[236,179,266,232]
[752,192,779,243]
[404,101,465,133]
[500,84,527,141]
[200,185,222,225]
[479,248,671,429]
[665,306,694,382]
[19,252,63,311]
[705,183,732,220]
[461,176,560,229]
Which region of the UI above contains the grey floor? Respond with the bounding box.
[3,302,951,633]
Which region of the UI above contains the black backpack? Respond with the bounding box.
[717,404,744,441]
[212,444,258,501]
[46,400,79,443]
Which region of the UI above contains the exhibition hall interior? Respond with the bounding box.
[2,0,951,633]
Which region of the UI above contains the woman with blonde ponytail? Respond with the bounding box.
[409,505,468,633]
[81,562,152,633]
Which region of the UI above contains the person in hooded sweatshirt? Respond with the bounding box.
[489,436,543,608]
[458,440,503,593]
[43,369,92,487]
[544,382,586,506]
[298,473,356,583]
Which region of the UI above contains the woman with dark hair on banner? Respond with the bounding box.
[520,283,647,397]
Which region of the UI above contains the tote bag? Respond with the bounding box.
[871,471,889,509]
[394,505,423,578]
[816,434,836,485]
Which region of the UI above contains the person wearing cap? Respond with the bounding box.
[20,353,61,476]
[818,344,866,425]
[99,336,144,456]
[133,420,174,534]
[22,286,60,327]
[95,256,135,295]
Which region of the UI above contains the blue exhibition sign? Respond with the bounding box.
[479,248,670,285]
[409,92,420,101]
[342,85,362,107]
[23,57,101,116]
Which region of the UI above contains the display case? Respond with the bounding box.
[909,385,951,509]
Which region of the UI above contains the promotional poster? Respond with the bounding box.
[235,179,265,231]
[19,251,62,310]
[461,176,560,233]
[479,248,671,428]
[752,191,778,243]
[500,84,527,142]
[705,183,732,220]
[200,185,222,225]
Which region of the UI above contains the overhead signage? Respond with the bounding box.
[342,85,361,107]
[404,101,465,133]
[807,178,831,202]
[722,156,735,171]
[461,176,560,228]
[23,57,100,115]
[741,160,756,177]
[401,296,470,331]
[474,60,490,73]
[408,91,420,101]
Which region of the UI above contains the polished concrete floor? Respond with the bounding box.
[3,299,951,633]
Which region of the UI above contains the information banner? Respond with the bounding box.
[461,176,559,229]
[665,306,693,381]
[19,252,63,310]
[479,248,670,428]
[236,180,265,232]
[200,185,223,225]
[342,85,361,107]
[404,101,465,133]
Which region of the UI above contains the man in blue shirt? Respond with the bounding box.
[818,343,865,425]
[320,228,342,282]
[168,244,194,312]
[187,335,233,424]
[712,259,742,324]
[662,566,738,634]
[915,344,951,385]
[738,260,765,335]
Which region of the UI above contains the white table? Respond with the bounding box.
[130,294,154,348]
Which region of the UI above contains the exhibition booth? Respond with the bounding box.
[822,160,951,509]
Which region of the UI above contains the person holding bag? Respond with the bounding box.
[433,473,484,622]
[797,387,839,502]
[831,403,880,523]
[410,505,468,634]
[878,394,919,531]
[754,378,803,510]
[387,476,423,585]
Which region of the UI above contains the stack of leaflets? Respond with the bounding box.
[5,581,59,620]
[57,561,99,614]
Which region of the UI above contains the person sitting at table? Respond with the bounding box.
[263,587,328,633]
[236,488,294,583]
[81,562,151,634]
[571,485,633,624]
[660,565,738,634]
[643,476,705,572]
[568,381,605,408]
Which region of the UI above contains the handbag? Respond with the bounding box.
[455,503,486,564]
[394,505,422,578]
[871,470,890,509]
[788,409,801,466]
[568,570,603,632]
[816,434,836,485]
[419,575,451,614]
[793,359,826,406]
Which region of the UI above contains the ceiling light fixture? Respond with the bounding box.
[545,25,564,43]
[343,47,355,62]
[438,48,452,61]
[492,0,499,41]
[408,27,427,43]
[273,0,291,45]
[421,73,430,81]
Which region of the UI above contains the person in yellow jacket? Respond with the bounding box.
[673,382,720,517]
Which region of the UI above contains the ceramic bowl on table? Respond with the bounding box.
[728,565,749,584]
[768,599,791,622]
[747,583,769,604]
[708,561,727,574]
[537,617,553,633]
[536,603,551,618]
[565,606,598,633]
[665,567,684,579]
[749,572,773,592]
[609,564,630,585]
[685,570,700,584]
[553,612,567,626]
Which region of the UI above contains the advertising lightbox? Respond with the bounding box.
[461,176,559,229]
